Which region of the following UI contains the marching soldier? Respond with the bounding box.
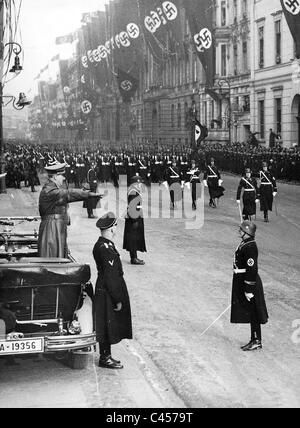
[231,221,268,351]
[83,162,99,219]
[152,155,164,184]
[111,155,123,188]
[137,155,151,186]
[123,175,146,265]
[236,168,259,221]
[259,161,278,222]
[126,156,137,187]
[203,157,224,208]
[93,212,132,369]
[179,155,189,181]
[101,155,112,186]
[163,156,184,209]
[186,159,201,210]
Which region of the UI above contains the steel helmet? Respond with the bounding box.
[240,220,256,238]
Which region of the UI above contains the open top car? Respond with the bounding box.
[0,217,96,369]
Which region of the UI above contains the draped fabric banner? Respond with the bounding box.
[280,0,300,58]
[59,60,70,92]
[117,68,139,102]
[184,0,215,87]
[194,118,208,148]
[138,0,182,62]
[112,0,144,78]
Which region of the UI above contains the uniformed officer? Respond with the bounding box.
[230,221,268,351]
[126,156,137,187]
[163,156,183,209]
[84,162,99,218]
[259,161,278,222]
[93,212,132,369]
[137,155,151,185]
[236,167,259,221]
[186,159,201,210]
[38,161,102,258]
[123,175,146,265]
[203,158,224,208]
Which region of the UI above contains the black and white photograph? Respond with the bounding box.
[0,0,299,412]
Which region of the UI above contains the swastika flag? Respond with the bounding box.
[117,68,139,103]
[184,0,215,87]
[194,119,208,148]
[281,0,300,57]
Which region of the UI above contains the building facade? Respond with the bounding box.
[29,0,299,149]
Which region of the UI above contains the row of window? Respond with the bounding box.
[258,20,282,69]
[258,98,282,139]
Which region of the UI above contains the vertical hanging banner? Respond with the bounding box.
[280,0,300,58]
[138,0,182,62]
[184,0,215,87]
[112,0,143,79]
[194,118,208,147]
[117,68,139,103]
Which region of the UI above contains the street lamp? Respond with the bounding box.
[7,42,23,73]
[0,42,26,193]
[217,78,232,144]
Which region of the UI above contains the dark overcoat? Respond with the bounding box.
[123,187,146,253]
[236,177,259,217]
[93,237,132,345]
[231,238,268,324]
[38,180,90,258]
[204,165,225,199]
[83,168,99,210]
[259,170,277,212]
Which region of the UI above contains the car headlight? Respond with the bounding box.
[68,320,81,335]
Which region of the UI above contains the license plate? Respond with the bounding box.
[0,338,44,355]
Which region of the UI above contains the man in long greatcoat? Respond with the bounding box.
[93,212,132,369]
[123,175,146,265]
[203,157,225,208]
[83,162,99,218]
[236,167,259,221]
[231,221,268,351]
[38,161,102,258]
[259,161,278,222]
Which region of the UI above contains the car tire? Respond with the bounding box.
[68,350,90,370]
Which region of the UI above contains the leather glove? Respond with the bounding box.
[273,192,277,197]
[114,302,122,312]
[245,292,254,302]
[218,179,223,186]
[89,192,103,199]
[203,180,208,187]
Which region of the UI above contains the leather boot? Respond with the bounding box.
[242,339,262,351]
[131,258,145,265]
[98,355,123,369]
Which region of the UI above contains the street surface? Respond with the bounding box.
[0,173,299,408]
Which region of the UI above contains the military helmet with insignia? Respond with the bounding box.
[245,167,251,173]
[240,220,256,238]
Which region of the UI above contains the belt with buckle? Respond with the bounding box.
[233,268,246,274]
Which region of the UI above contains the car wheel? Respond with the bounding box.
[68,350,90,370]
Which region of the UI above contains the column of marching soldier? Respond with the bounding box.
[2,143,281,222]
